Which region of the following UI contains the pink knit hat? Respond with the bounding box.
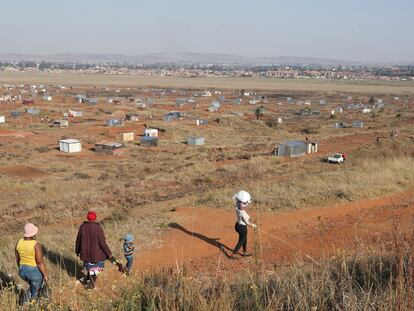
[24,223,38,238]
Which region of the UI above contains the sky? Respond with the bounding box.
[0,0,413,62]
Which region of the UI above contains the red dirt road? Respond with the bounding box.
[58,189,414,307]
[136,189,414,271]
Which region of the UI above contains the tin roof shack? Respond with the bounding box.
[187,137,205,145]
[66,110,83,117]
[106,119,124,127]
[22,99,34,105]
[335,122,347,128]
[26,108,40,115]
[196,119,208,126]
[212,101,221,109]
[163,111,185,122]
[218,95,226,103]
[0,115,5,124]
[83,98,98,105]
[277,140,308,157]
[59,139,81,153]
[233,98,242,105]
[257,95,268,104]
[51,119,68,128]
[76,94,87,103]
[118,132,134,142]
[334,107,343,113]
[352,120,364,128]
[176,99,186,107]
[95,141,126,156]
[140,136,158,146]
[10,111,22,118]
[125,113,139,121]
[208,102,221,112]
[299,109,320,117]
[144,128,158,137]
[43,95,52,102]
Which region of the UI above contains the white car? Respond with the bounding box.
[328,153,345,164]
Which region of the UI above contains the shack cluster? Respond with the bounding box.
[0,83,409,158]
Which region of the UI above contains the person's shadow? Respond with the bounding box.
[168,223,232,258]
[41,246,85,281]
[0,270,26,304]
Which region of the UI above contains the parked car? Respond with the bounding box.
[328,153,345,164]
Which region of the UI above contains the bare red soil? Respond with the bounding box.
[136,189,414,271]
[61,189,414,307]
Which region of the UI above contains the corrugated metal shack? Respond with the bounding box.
[95,141,125,156]
[140,136,158,146]
[26,108,40,115]
[196,119,208,126]
[10,111,21,118]
[352,120,364,128]
[59,139,81,153]
[163,111,185,122]
[51,119,68,128]
[277,140,318,157]
[125,113,139,121]
[187,137,205,145]
[277,141,307,157]
[106,119,124,127]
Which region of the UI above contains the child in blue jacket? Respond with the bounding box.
[123,234,135,275]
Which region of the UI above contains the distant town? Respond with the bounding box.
[1,60,413,81]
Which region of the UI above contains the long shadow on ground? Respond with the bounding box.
[168,223,232,257]
[0,270,25,304]
[41,246,84,280]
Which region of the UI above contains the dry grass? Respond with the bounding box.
[195,140,414,210]
[1,72,414,94]
[2,234,412,311]
[0,81,413,309]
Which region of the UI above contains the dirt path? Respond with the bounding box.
[136,189,414,270]
[61,188,414,308]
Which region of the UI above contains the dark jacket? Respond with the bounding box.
[75,221,112,263]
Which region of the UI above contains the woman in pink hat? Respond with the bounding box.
[15,223,49,303]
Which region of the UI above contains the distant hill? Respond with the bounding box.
[0,52,412,66]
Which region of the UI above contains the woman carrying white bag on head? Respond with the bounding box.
[229,190,257,259]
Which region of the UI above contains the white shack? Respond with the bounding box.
[51,119,68,128]
[144,128,158,137]
[59,139,81,153]
[0,116,5,124]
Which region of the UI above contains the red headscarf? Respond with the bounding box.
[87,211,97,222]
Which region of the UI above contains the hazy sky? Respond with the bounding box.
[1,0,413,61]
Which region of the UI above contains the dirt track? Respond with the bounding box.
[62,189,414,306]
[136,189,414,271]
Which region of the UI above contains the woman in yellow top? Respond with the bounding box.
[15,223,49,302]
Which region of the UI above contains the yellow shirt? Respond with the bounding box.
[16,239,37,267]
